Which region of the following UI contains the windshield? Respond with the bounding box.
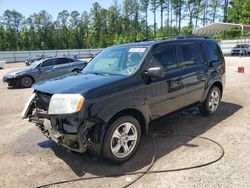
[28,60,42,69]
[83,46,148,76]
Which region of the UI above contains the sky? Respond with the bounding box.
[0,0,160,25]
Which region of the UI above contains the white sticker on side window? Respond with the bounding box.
[129,48,146,53]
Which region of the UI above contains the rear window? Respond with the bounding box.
[178,43,203,67]
[203,42,223,63]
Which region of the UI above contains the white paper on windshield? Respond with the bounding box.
[129,48,146,53]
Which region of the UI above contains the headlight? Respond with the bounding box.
[48,94,84,115]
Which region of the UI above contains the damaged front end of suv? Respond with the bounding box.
[22,91,104,154]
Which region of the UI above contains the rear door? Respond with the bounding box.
[202,41,225,78]
[146,44,186,118]
[177,41,207,106]
[39,59,56,80]
[53,58,71,77]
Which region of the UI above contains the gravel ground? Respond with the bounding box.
[0,57,250,188]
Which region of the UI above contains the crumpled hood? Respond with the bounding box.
[32,72,126,95]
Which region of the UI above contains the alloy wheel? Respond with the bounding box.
[110,122,138,158]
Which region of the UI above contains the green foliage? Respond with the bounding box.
[0,1,250,51]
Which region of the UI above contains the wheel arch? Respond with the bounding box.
[212,81,223,98]
[202,80,223,102]
[18,74,35,83]
[106,108,148,136]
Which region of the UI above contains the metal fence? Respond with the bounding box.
[219,39,250,55]
[1,39,250,63]
[0,49,102,63]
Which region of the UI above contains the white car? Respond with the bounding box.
[0,61,5,69]
[231,44,250,55]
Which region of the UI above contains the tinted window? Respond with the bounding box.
[68,58,75,63]
[178,43,202,67]
[151,45,178,72]
[42,59,55,67]
[203,42,223,63]
[56,58,69,65]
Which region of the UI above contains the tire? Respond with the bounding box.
[19,76,34,88]
[200,86,221,116]
[103,116,141,163]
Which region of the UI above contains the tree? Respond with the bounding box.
[241,0,250,24]
[123,0,140,42]
[164,0,171,34]
[208,0,222,23]
[150,0,158,37]
[157,0,166,32]
[69,10,81,48]
[171,0,185,33]
[140,0,150,39]
[223,0,229,22]
[194,0,202,28]
[3,0,247,51]
[90,2,103,47]
[202,0,209,26]
[1,10,24,50]
[130,0,140,41]
[228,0,250,24]
[56,10,70,49]
[31,10,54,49]
[185,0,196,28]
[80,11,91,48]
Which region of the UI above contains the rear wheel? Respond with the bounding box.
[200,86,221,116]
[19,76,34,88]
[103,116,141,163]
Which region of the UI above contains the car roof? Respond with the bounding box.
[113,38,216,48]
[42,57,72,61]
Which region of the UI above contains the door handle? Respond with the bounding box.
[170,79,182,86]
[197,72,207,81]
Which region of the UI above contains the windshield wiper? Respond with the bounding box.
[85,71,124,76]
[89,71,111,76]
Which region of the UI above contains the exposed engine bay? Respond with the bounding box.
[23,91,103,154]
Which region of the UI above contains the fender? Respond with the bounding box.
[85,94,151,129]
[201,72,225,102]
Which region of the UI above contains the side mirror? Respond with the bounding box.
[145,67,164,78]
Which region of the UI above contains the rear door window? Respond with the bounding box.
[68,58,75,63]
[150,45,178,72]
[202,42,223,63]
[178,43,203,67]
[56,58,69,65]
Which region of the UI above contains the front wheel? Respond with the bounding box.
[200,86,221,116]
[19,76,34,88]
[103,116,141,163]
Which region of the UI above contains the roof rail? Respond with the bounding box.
[133,35,209,43]
[176,35,210,39]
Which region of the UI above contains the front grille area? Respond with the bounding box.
[35,91,52,111]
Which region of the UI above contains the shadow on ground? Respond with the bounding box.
[37,101,242,177]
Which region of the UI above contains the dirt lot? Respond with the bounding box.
[0,57,250,188]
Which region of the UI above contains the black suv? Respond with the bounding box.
[22,38,225,163]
